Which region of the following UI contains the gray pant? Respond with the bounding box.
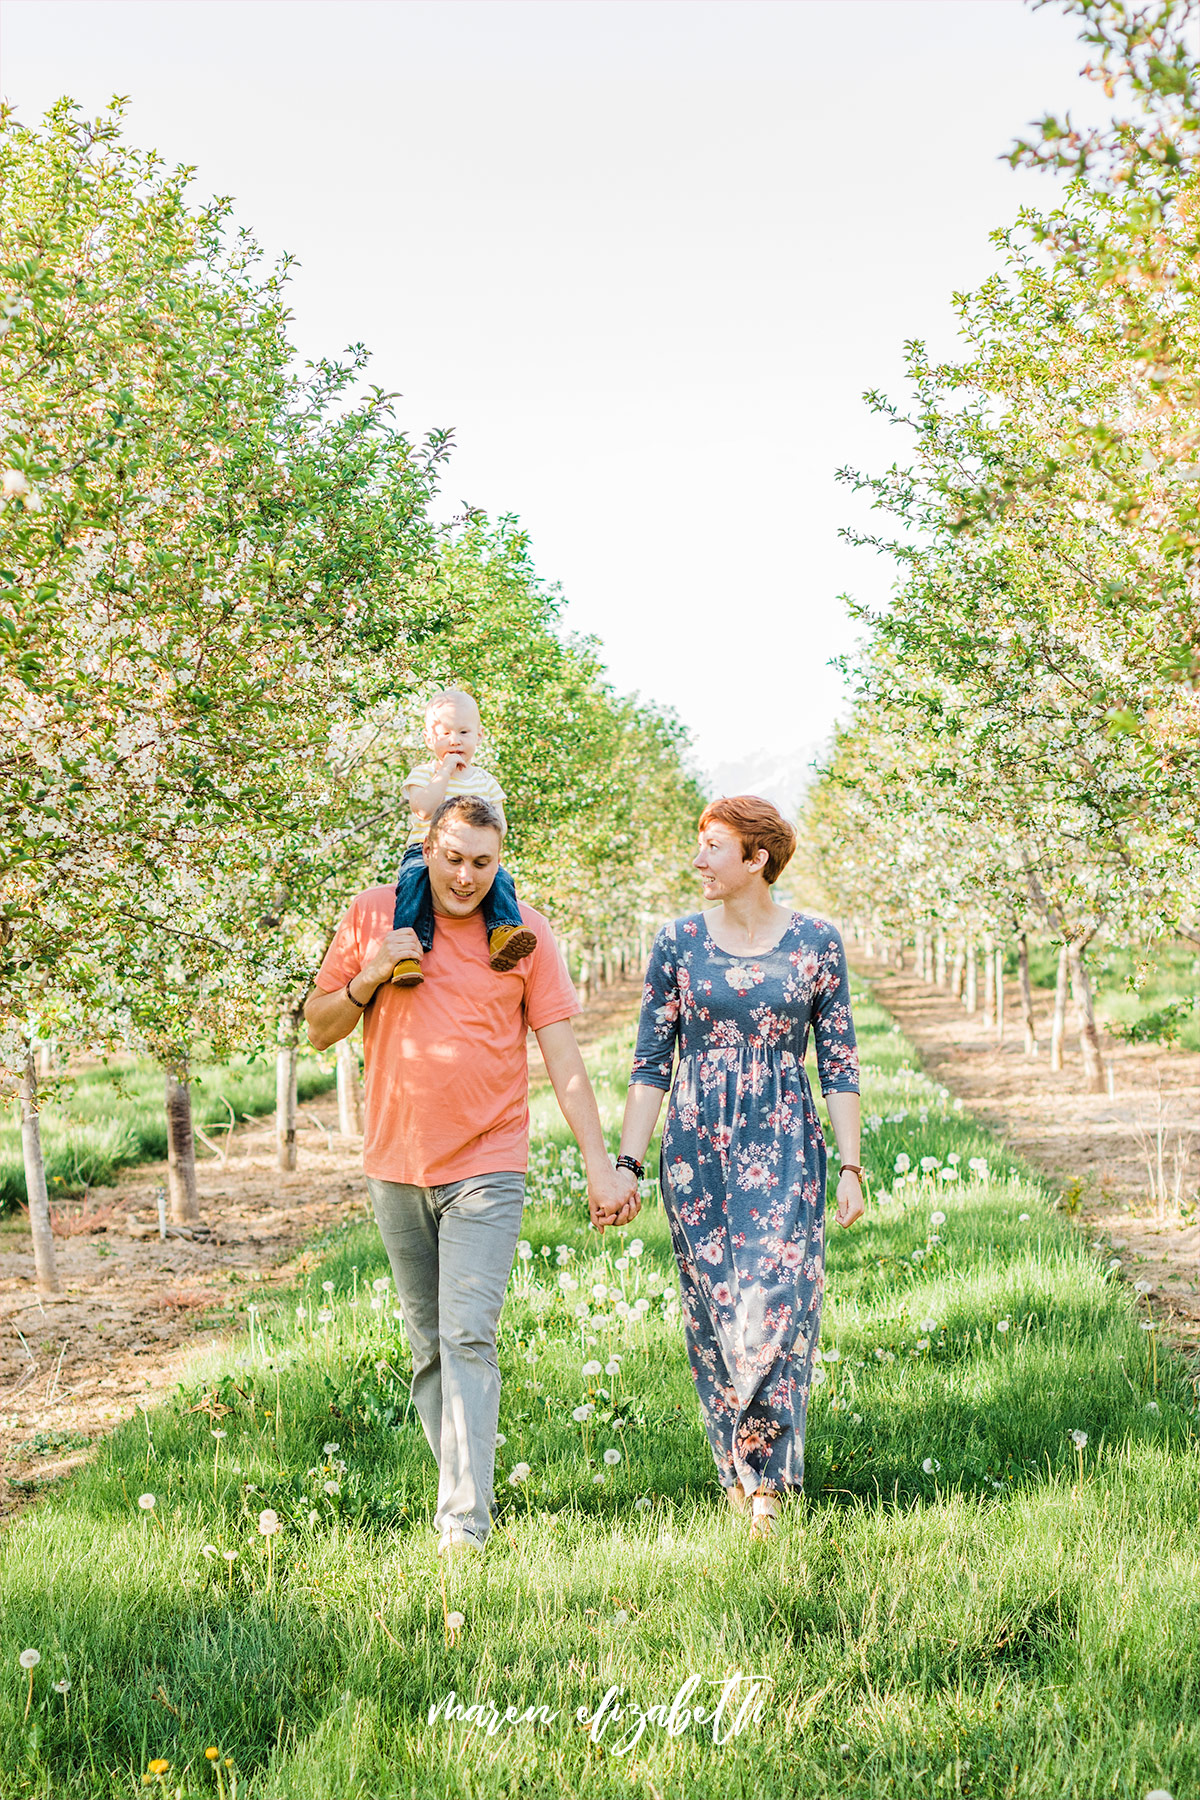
[366,1170,525,1546]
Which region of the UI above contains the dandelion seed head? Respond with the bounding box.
[996,1319,1010,1334]
[54,1678,70,1694]
[495,1433,507,1447]
[200,1545,218,1559]
[605,1358,621,1374]
[508,1462,531,1485]
[582,1360,602,1376]
[19,1649,40,1669]
[634,1495,652,1511]
[1070,1429,1088,1449]
[930,1211,946,1226]
[922,1457,941,1475]
[612,1608,628,1625]
[257,1509,280,1536]
[323,1442,339,1456]
[604,1448,621,1465]
[223,1550,238,1563]
[323,1480,340,1496]
[446,1610,465,1631]
[593,1472,606,1484]
[322,1280,334,1294]
[629,1240,644,1257]
[1019,1212,1031,1222]
[138,1493,156,1511]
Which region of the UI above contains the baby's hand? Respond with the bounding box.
[439,750,468,776]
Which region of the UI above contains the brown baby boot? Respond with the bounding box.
[488,925,537,971]
[390,958,424,987]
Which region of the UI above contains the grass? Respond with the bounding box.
[1020,938,1200,1052]
[0,1054,340,1212]
[1,985,1198,1798]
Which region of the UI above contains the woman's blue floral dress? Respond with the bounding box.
[631,911,859,1496]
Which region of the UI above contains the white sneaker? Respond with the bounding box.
[437,1528,485,1559]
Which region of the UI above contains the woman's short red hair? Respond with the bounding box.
[698,794,797,886]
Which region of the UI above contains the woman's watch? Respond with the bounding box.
[616,1153,645,1181]
[839,1163,865,1184]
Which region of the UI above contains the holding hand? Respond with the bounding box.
[588,1161,640,1233]
[360,927,424,989]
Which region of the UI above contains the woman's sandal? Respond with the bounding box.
[749,1491,780,1541]
[725,1486,750,1516]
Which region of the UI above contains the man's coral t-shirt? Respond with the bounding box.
[314,886,579,1187]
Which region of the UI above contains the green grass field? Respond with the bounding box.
[0,1056,339,1213]
[2,985,1197,1799]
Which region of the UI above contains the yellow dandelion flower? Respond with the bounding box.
[147,1758,171,1775]
[205,1747,220,1761]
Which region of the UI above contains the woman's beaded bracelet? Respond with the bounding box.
[616,1153,645,1181]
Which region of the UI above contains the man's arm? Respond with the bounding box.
[534,1019,637,1230]
[304,927,424,1050]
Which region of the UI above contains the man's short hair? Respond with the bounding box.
[427,794,504,844]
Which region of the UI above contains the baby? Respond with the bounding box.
[390,688,537,986]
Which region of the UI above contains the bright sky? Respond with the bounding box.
[3,0,1105,800]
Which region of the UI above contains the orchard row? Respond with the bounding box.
[0,102,703,1290]
[801,0,1200,1092]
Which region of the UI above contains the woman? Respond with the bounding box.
[615,795,864,1538]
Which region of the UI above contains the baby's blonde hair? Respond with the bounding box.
[423,687,480,728]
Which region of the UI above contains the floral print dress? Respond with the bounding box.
[630,911,859,1496]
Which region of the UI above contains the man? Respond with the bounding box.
[305,795,636,1557]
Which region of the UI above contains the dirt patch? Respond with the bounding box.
[0,977,645,1520]
[851,951,1200,1371]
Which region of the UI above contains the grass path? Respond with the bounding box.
[2,981,1198,1799]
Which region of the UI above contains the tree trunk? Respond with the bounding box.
[1067,941,1106,1093]
[995,947,1005,1042]
[965,938,977,1013]
[982,932,995,1030]
[276,1036,299,1172]
[950,944,965,999]
[1018,932,1037,1055]
[336,1036,363,1136]
[915,927,927,984]
[935,929,947,987]
[165,1063,200,1224]
[37,1041,53,1078]
[1050,943,1069,1072]
[21,1051,61,1297]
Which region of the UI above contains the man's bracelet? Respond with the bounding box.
[616,1153,645,1181]
[345,978,369,1009]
